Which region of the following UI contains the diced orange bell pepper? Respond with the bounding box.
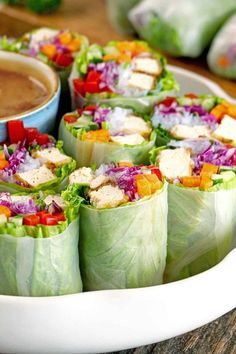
[103,54,119,62]
[200,176,213,190]
[221,101,231,109]
[58,31,72,45]
[0,151,5,160]
[144,174,162,193]
[217,55,231,69]
[67,38,81,52]
[134,175,152,197]
[200,163,219,177]
[0,160,9,170]
[210,105,228,121]
[181,176,201,188]
[83,129,110,143]
[0,205,11,218]
[119,162,134,167]
[40,44,57,59]
[228,105,236,119]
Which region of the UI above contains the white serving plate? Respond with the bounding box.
[0,66,235,354]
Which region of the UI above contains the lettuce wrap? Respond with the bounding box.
[207,14,236,79]
[151,95,236,146]
[0,124,76,193]
[0,28,89,92]
[151,143,236,282]
[0,191,83,296]
[59,104,156,167]
[69,41,178,112]
[129,0,236,57]
[64,164,168,290]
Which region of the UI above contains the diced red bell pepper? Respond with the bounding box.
[36,134,50,145]
[36,210,47,222]
[7,120,26,144]
[83,105,97,112]
[86,70,101,82]
[84,81,100,94]
[25,127,39,144]
[147,165,162,181]
[23,215,40,226]
[185,93,198,99]
[54,213,66,222]
[41,213,58,226]
[64,114,78,123]
[77,108,83,115]
[54,53,74,67]
[159,97,176,107]
[73,78,85,96]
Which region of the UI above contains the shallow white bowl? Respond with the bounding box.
[0,66,235,354]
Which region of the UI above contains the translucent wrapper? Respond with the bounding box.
[59,119,156,167]
[69,42,178,112]
[0,145,76,194]
[79,182,168,291]
[165,184,236,282]
[0,218,82,296]
[129,0,236,57]
[207,15,236,79]
[106,0,141,34]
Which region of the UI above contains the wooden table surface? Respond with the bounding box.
[0,1,235,353]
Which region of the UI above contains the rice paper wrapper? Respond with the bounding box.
[69,59,177,113]
[207,14,236,79]
[106,0,141,34]
[59,119,156,167]
[165,184,236,282]
[0,218,82,296]
[80,182,168,291]
[129,0,236,57]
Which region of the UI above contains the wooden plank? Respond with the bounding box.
[0,1,235,98]
[109,308,236,354]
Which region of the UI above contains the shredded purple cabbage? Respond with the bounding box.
[47,200,63,214]
[193,142,236,175]
[153,102,218,130]
[2,143,27,178]
[106,166,143,201]
[93,107,112,128]
[0,193,39,215]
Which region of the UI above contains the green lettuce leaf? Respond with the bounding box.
[79,182,168,290]
[165,183,236,282]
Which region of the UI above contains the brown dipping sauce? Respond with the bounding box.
[0,69,49,118]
